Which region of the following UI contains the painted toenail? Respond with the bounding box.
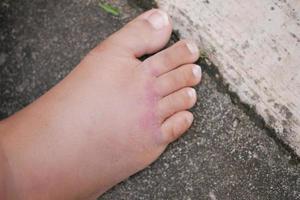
[186,41,199,55]
[147,10,169,30]
[192,65,202,78]
[188,88,196,98]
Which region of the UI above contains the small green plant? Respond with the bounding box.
[99,1,120,16]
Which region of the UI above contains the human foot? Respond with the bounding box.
[0,9,201,199]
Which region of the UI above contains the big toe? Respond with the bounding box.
[98,9,172,58]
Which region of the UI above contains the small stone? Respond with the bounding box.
[232,118,240,128]
[209,191,217,200]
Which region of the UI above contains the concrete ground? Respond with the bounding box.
[0,0,299,199]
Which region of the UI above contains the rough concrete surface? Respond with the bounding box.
[156,0,300,156]
[0,0,299,199]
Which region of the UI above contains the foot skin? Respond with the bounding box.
[0,9,201,199]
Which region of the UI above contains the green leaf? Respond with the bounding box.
[99,2,120,16]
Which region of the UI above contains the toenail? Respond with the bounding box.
[147,10,169,30]
[187,115,193,124]
[186,41,199,55]
[187,88,196,98]
[192,65,202,78]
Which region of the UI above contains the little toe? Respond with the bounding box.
[155,64,202,96]
[143,40,199,76]
[98,9,172,58]
[158,87,197,122]
[160,111,194,144]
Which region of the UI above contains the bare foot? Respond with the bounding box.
[0,9,201,199]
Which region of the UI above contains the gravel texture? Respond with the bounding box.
[0,1,299,199]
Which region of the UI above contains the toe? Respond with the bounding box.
[144,40,199,76]
[155,64,202,96]
[158,87,197,121]
[98,9,172,58]
[160,111,194,144]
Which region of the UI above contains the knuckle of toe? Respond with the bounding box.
[174,41,190,57]
[165,97,176,112]
[169,74,178,86]
[163,51,175,66]
[182,40,198,58]
[181,68,190,84]
[168,125,177,142]
[172,102,180,114]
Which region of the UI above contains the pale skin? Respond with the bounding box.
[0,9,201,199]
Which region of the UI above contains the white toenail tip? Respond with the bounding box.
[147,10,169,30]
[188,88,196,98]
[192,65,202,78]
[187,41,199,54]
